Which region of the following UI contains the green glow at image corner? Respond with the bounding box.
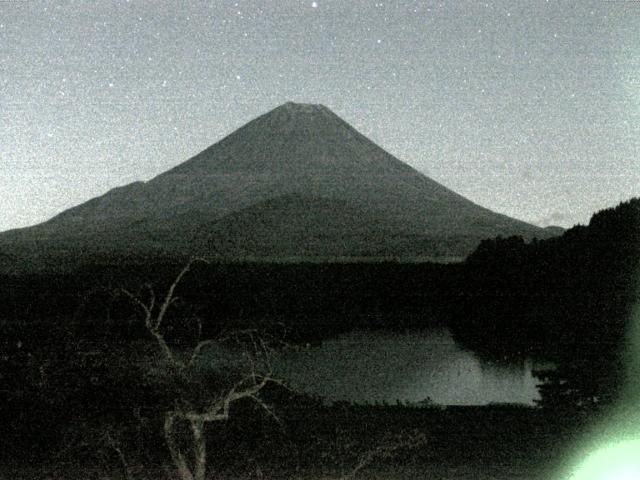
[566,284,640,480]
[568,440,640,480]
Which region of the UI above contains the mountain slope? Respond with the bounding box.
[0,102,554,268]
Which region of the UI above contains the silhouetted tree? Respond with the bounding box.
[122,259,284,480]
[459,198,640,410]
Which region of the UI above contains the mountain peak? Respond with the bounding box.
[0,103,553,268]
[280,101,329,112]
[264,102,337,121]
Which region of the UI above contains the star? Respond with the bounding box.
[0,0,634,233]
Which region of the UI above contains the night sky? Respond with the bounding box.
[2,0,638,232]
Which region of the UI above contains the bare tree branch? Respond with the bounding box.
[187,339,218,367]
[164,412,195,480]
[249,394,281,425]
[120,257,287,480]
[121,259,208,370]
[104,431,135,480]
[155,258,207,331]
[339,430,427,480]
[120,289,152,327]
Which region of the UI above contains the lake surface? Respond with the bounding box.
[275,329,544,406]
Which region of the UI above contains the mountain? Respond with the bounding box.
[543,226,565,236]
[0,102,555,270]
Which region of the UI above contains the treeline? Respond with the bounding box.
[0,198,638,461]
[0,261,466,345]
[0,261,463,460]
[451,198,640,409]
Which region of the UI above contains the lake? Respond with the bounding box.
[275,328,545,406]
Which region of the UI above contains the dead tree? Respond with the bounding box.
[122,259,282,480]
[339,430,427,480]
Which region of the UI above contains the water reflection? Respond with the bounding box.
[275,329,543,406]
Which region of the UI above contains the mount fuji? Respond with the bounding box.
[0,102,554,270]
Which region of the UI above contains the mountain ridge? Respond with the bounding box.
[0,102,556,269]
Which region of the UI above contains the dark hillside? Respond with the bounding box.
[451,198,640,409]
[0,198,636,465]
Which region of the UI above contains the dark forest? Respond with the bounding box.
[1,198,638,478]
